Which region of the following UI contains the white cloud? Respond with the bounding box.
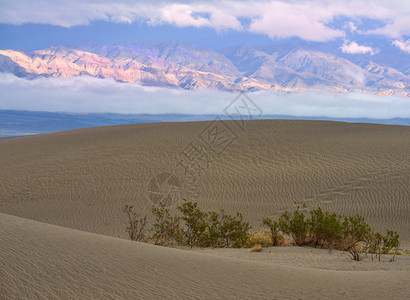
[154,4,242,31]
[392,40,410,54]
[362,0,410,38]
[243,1,344,42]
[0,74,409,119]
[157,4,212,28]
[344,21,357,33]
[0,1,410,41]
[341,41,379,55]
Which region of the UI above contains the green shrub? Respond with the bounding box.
[260,206,400,262]
[381,230,400,254]
[278,208,310,246]
[364,230,379,260]
[176,200,251,248]
[178,200,208,248]
[339,215,371,261]
[151,202,182,245]
[309,207,343,249]
[123,200,400,260]
[218,210,251,248]
[202,210,222,247]
[363,229,400,261]
[177,200,210,248]
[262,218,282,246]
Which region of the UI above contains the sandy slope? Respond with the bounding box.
[1,213,409,299]
[1,120,409,299]
[0,120,409,246]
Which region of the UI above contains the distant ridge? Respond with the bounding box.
[0,40,409,96]
[1,110,409,137]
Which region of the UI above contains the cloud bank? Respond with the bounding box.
[0,1,410,42]
[341,41,379,55]
[392,39,410,54]
[1,74,409,119]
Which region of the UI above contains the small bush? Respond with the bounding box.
[339,215,371,261]
[278,208,310,246]
[201,210,222,247]
[176,200,252,248]
[262,218,284,246]
[177,200,209,248]
[218,210,251,248]
[151,202,182,245]
[251,244,263,252]
[367,230,400,261]
[382,230,400,254]
[245,231,273,248]
[123,205,148,242]
[309,207,343,249]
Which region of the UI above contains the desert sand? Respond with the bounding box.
[0,120,409,299]
[1,213,409,299]
[0,120,409,242]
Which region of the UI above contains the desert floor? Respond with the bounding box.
[1,213,410,299]
[1,120,409,299]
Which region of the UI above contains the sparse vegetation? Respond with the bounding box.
[245,231,274,248]
[177,201,251,248]
[369,230,400,262]
[216,210,251,248]
[123,205,148,242]
[151,202,182,245]
[308,207,343,249]
[339,214,371,261]
[123,201,400,261]
[177,200,209,248]
[262,206,401,261]
[278,208,310,246]
[262,218,283,246]
[124,199,251,248]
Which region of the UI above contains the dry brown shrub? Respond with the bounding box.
[245,231,272,247]
[251,244,263,252]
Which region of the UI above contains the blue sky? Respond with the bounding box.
[0,0,409,51]
[0,22,281,50]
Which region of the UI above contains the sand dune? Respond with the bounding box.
[0,120,409,247]
[1,120,409,298]
[1,213,409,299]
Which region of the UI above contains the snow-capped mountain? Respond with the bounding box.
[1,41,409,96]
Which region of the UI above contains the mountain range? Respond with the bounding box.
[0,40,409,96]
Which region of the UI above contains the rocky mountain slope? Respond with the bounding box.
[1,41,409,96]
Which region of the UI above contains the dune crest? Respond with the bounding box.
[0,120,409,246]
